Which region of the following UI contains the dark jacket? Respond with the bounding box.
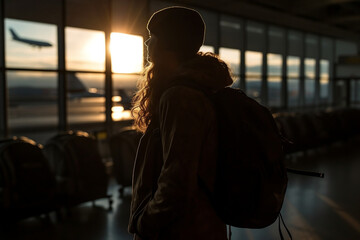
[128,55,232,240]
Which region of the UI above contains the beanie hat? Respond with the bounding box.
[147,6,205,55]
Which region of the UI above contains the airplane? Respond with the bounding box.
[9,28,53,48]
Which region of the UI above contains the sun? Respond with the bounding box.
[110,33,144,74]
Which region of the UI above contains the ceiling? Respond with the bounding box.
[171,0,360,42]
[244,0,360,33]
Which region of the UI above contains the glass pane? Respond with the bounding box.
[320,59,330,101]
[65,27,105,72]
[67,73,105,125]
[351,80,356,102]
[334,80,347,107]
[305,79,315,105]
[268,54,282,76]
[246,21,265,52]
[320,78,329,102]
[351,80,360,105]
[305,58,316,105]
[320,59,329,79]
[268,26,285,54]
[288,30,303,56]
[287,56,300,107]
[220,15,241,49]
[199,45,214,53]
[305,34,318,58]
[268,76,281,107]
[8,71,58,141]
[336,40,358,59]
[268,54,282,107]
[246,51,262,101]
[287,56,300,78]
[112,74,139,121]
[288,78,300,107]
[246,51,262,75]
[5,18,57,69]
[111,33,143,74]
[321,37,333,60]
[246,78,261,101]
[219,47,240,76]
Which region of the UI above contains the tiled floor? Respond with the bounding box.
[1,137,360,240]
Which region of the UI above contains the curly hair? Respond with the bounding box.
[131,62,166,132]
[131,52,232,132]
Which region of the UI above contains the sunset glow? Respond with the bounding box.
[110,33,143,74]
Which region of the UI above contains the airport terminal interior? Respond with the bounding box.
[1,0,360,239]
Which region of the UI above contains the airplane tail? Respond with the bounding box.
[9,28,20,40]
[67,73,88,93]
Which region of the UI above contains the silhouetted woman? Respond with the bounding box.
[128,6,233,240]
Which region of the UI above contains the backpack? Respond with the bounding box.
[173,82,288,229]
[208,87,288,229]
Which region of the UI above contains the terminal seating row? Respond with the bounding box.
[0,131,112,224]
[108,127,142,198]
[0,137,57,223]
[2,108,359,222]
[108,108,360,198]
[273,108,360,154]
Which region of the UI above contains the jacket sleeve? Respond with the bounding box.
[135,86,210,238]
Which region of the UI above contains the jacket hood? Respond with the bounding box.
[172,53,234,91]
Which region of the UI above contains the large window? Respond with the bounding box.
[66,27,105,72]
[267,53,282,107]
[65,28,145,126]
[4,18,58,143]
[245,51,262,101]
[287,56,300,107]
[2,4,359,141]
[110,33,143,121]
[7,71,58,142]
[5,19,57,69]
[112,74,138,121]
[67,73,105,126]
[305,58,316,105]
[219,47,240,84]
[320,60,330,104]
[219,15,241,88]
[65,27,106,126]
[320,37,333,106]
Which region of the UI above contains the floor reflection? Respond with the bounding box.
[1,138,360,240]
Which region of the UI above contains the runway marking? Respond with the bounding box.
[284,200,322,240]
[317,194,360,233]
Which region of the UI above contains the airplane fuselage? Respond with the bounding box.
[9,28,53,48]
[14,37,52,47]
